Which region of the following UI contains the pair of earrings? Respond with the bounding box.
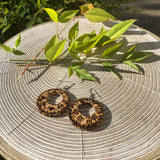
[37,88,103,129]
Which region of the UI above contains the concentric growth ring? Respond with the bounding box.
[69,98,104,129]
[37,89,70,117]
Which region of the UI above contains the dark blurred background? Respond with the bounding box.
[119,0,160,37]
[0,0,160,44]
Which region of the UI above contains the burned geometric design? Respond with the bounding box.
[37,88,70,117]
[69,98,103,129]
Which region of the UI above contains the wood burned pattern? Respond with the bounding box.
[37,89,70,117]
[69,98,103,129]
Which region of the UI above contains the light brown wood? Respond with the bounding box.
[0,18,160,160]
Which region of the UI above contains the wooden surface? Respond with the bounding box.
[0,17,160,160]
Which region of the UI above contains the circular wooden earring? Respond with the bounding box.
[37,89,70,117]
[69,98,103,129]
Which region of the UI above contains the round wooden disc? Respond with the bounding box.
[0,18,160,160]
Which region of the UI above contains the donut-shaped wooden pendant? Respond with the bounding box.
[69,98,103,129]
[37,89,70,117]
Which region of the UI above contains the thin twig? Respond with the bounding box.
[18,46,45,79]
[9,59,47,62]
[17,64,51,67]
[57,23,58,35]
[57,13,82,37]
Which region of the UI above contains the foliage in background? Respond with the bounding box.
[0,0,134,43]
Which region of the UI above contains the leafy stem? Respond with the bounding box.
[20,46,45,78]
[0,4,153,82]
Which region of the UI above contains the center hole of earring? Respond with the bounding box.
[79,103,95,116]
[47,94,63,105]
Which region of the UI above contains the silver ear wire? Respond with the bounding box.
[89,88,95,99]
[57,80,75,91]
[55,73,68,89]
[94,89,102,98]
[89,88,102,99]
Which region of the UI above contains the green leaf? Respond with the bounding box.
[100,42,124,59]
[99,26,106,34]
[102,37,118,46]
[56,9,63,16]
[68,62,97,82]
[45,36,66,62]
[83,31,106,53]
[102,61,112,67]
[76,34,92,42]
[103,62,121,79]
[105,19,136,39]
[126,52,153,61]
[26,18,35,28]
[68,67,73,77]
[58,10,79,23]
[69,52,81,61]
[47,40,66,62]
[37,0,40,9]
[70,32,106,54]
[41,0,47,6]
[0,44,12,52]
[68,41,81,60]
[69,41,87,53]
[122,44,137,60]
[70,62,84,69]
[76,31,96,43]
[43,8,58,23]
[12,49,25,55]
[71,42,88,53]
[68,20,79,41]
[45,35,58,54]
[1,24,11,34]
[68,40,80,53]
[74,68,98,82]
[123,60,140,72]
[96,36,110,47]
[84,8,116,22]
[97,27,119,47]
[15,34,21,48]
[122,44,153,62]
[68,40,76,51]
